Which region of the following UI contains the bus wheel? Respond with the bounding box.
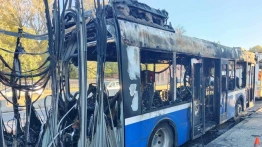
[234,100,242,121]
[148,123,174,147]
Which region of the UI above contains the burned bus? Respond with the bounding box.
[0,0,256,147]
[59,1,257,147]
[56,1,257,146]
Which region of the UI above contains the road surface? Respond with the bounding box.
[2,109,47,132]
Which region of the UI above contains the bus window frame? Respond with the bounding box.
[228,60,236,91]
[236,62,247,89]
[139,51,192,114]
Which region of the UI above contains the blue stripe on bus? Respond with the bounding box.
[125,107,191,147]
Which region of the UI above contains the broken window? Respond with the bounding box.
[203,59,215,120]
[247,64,254,88]
[68,42,122,142]
[175,55,192,102]
[228,60,235,90]
[236,62,246,88]
[247,64,255,101]
[140,50,174,112]
[105,62,119,97]
[176,64,185,88]
[155,64,173,101]
[221,64,228,92]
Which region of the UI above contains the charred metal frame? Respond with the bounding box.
[0,0,257,147]
[61,0,256,145]
[75,0,88,146]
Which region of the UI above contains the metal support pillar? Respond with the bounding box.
[76,0,88,146]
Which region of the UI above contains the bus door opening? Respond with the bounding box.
[203,59,217,131]
[216,59,229,123]
[191,58,204,139]
[247,63,255,107]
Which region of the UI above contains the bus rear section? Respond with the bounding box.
[255,53,262,99]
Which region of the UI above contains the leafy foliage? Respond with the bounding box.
[83,0,109,10]
[0,0,110,80]
[249,45,262,52]
[0,0,52,75]
[69,64,79,79]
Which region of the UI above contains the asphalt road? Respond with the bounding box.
[206,99,262,147]
[2,109,46,132]
[0,95,51,132]
[181,99,262,147]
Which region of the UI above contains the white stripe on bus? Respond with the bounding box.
[125,103,191,125]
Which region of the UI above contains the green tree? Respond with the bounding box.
[83,0,109,10]
[69,64,79,79]
[249,45,262,52]
[0,0,52,74]
[68,62,99,79]
[105,62,118,78]
[87,61,98,79]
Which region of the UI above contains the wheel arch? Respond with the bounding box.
[147,118,178,147]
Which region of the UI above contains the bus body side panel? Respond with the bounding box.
[225,89,246,120]
[125,103,191,147]
[255,53,262,99]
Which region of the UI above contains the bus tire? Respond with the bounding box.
[234,99,242,122]
[148,123,174,147]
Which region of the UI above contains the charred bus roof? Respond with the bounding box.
[65,0,255,64]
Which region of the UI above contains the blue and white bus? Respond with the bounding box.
[0,0,257,146]
[61,0,256,147]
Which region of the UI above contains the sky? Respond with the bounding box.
[138,0,262,50]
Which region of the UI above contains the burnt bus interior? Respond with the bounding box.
[185,57,254,138]
[61,0,180,144]
[139,51,198,115]
[46,0,256,145]
[70,40,122,138]
[0,1,257,146]
[140,51,193,113]
[69,41,193,133]
[54,1,256,144]
[69,33,255,139]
